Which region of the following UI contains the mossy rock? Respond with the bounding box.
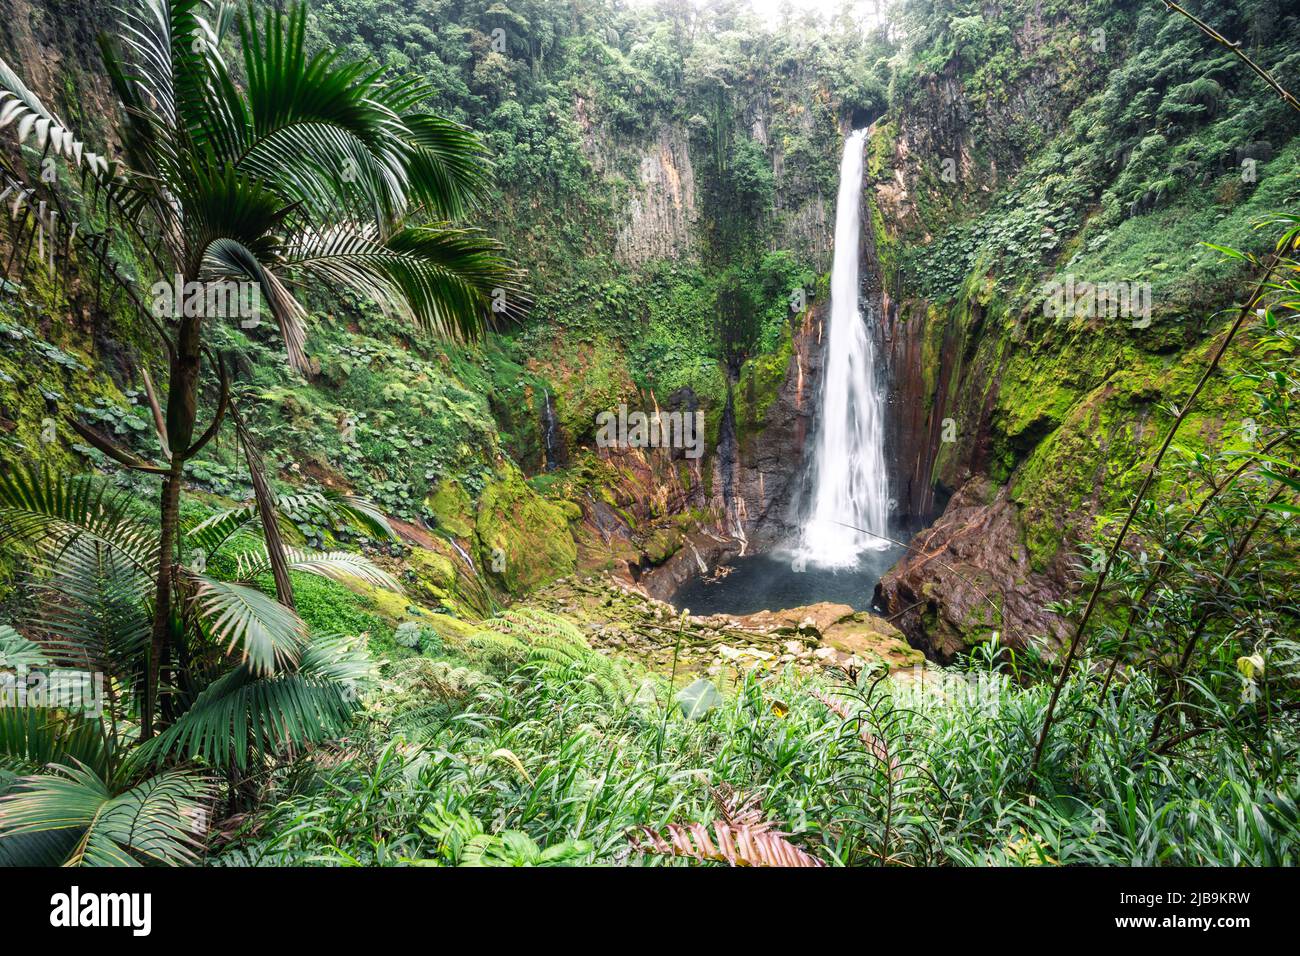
[427,478,475,539]
[475,466,578,595]
[822,613,926,670]
[407,546,459,592]
[351,579,439,624]
[403,545,478,614]
[422,612,480,647]
[732,323,794,448]
[640,526,684,565]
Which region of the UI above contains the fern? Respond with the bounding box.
[467,609,634,705]
[631,785,824,867]
[382,659,499,744]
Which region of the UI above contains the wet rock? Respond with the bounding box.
[877,477,1069,662]
[821,612,926,669]
[733,601,855,638]
[710,307,827,550]
[638,530,741,601]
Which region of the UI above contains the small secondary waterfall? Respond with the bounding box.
[796,128,890,569]
[541,389,560,470]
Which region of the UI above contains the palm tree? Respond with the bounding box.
[0,465,392,864]
[0,0,522,736]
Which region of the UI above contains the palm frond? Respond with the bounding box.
[0,624,48,671]
[235,2,408,221]
[283,222,523,340]
[149,632,371,769]
[29,537,152,674]
[401,113,493,218]
[184,503,265,557]
[233,546,401,591]
[321,491,397,540]
[202,234,309,373]
[0,709,108,779]
[0,761,212,866]
[0,54,110,174]
[0,465,157,577]
[183,489,396,557]
[184,573,306,675]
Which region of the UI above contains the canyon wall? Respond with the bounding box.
[863,6,1300,660]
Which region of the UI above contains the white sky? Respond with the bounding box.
[624,0,892,30]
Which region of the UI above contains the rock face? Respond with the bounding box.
[710,305,827,550]
[637,529,740,603]
[875,478,1070,662]
[613,125,700,266]
[603,86,838,272]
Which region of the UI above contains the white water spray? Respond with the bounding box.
[796,128,890,569]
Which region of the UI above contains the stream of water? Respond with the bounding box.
[669,129,902,617]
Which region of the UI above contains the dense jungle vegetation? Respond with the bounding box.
[0,0,1296,869]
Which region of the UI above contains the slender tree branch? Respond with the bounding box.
[65,417,170,474]
[1088,431,1291,717]
[1159,1,1300,115]
[141,365,172,461]
[1030,251,1283,775]
[1147,483,1288,748]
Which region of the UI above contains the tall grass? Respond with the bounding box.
[212,636,1298,866]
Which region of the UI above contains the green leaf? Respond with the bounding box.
[0,762,212,866]
[676,678,722,720]
[0,624,47,670]
[186,574,306,675]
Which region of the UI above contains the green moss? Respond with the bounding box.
[640,526,684,565]
[427,479,476,539]
[732,322,794,449]
[474,465,578,595]
[290,572,392,644]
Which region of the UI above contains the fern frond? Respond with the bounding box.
[466,609,634,704]
[632,787,824,868]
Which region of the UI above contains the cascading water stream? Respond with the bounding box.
[672,127,902,616]
[796,128,890,569]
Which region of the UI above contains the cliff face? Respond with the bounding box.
[584,86,837,273]
[861,33,1126,657]
[862,5,1300,659]
[609,124,701,266]
[710,304,825,550]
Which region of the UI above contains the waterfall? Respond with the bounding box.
[796,128,890,569]
[541,389,559,470]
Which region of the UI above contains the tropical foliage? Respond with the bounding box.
[0,0,1297,870]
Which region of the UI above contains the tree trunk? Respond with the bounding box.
[142,314,203,741]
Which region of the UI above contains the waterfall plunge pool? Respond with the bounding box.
[668,535,911,617]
